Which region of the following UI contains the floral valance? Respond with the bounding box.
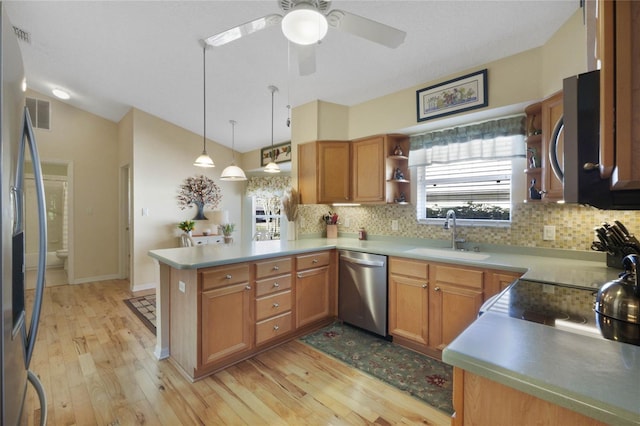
[245,176,292,198]
[409,115,526,167]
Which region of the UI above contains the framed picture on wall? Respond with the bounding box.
[260,141,291,166]
[416,69,488,122]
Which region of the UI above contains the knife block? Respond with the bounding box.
[326,224,338,239]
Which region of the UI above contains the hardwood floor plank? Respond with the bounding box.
[23,279,451,426]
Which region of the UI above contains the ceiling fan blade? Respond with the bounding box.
[204,14,283,47]
[295,44,316,76]
[326,9,406,48]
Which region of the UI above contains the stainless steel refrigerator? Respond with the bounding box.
[1,3,47,425]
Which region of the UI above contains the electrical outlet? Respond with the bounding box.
[344,218,350,228]
[391,220,399,231]
[178,280,186,293]
[543,225,556,241]
[543,284,555,294]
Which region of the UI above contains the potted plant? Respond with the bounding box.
[220,223,235,243]
[178,220,195,235]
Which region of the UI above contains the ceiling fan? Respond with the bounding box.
[203,0,406,76]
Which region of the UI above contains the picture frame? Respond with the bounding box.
[260,141,291,166]
[416,69,488,122]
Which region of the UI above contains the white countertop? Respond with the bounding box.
[149,236,636,424]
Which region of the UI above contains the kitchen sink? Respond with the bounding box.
[403,247,491,261]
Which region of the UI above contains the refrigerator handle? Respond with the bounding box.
[21,107,47,368]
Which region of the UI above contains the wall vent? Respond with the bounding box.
[12,26,31,44]
[25,97,51,130]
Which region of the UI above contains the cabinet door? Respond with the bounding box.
[352,136,385,203]
[541,91,564,201]
[200,282,253,366]
[388,273,428,346]
[296,266,330,328]
[318,142,351,203]
[429,284,482,350]
[485,271,521,300]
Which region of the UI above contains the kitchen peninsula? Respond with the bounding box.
[149,237,637,425]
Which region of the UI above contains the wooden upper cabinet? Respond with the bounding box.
[598,0,640,189]
[540,91,564,201]
[351,135,385,203]
[298,140,350,204]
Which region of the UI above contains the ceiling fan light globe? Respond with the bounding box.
[264,161,281,173]
[281,7,328,45]
[220,164,247,181]
[194,152,215,168]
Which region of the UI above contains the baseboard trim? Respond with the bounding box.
[71,273,121,285]
[132,282,157,292]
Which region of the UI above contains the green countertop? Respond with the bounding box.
[149,237,636,424]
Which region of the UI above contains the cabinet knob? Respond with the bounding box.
[422,284,428,289]
[273,325,280,331]
[225,274,232,280]
[273,282,280,288]
[297,273,302,278]
[245,285,251,290]
[583,162,600,171]
[434,286,441,292]
[273,303,279,308]
[312,259,318,263]
[273,265,279,271]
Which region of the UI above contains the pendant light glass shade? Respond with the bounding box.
[220,120,247,181]
[194,45,215,168]
[264,85,281,174]
[281,4,328,45]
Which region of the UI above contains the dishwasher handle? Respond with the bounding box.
[340,255,385,268]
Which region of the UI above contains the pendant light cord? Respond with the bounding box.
[230,120,236,162]
[203,45,207,152]
[271,88,274,160]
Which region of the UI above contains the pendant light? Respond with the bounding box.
[264,85,281,174]
[220,120,247,181]
[194,44,215,168]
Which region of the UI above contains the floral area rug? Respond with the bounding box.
[123,294,156,335]
[299,322,453,414]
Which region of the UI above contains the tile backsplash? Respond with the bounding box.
[298,202,640,252]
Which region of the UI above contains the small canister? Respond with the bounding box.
[358,227,367,240]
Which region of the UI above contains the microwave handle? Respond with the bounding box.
[549,116,565,182]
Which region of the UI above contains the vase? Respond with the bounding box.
[224,235,233,244]
[287,221,296,241]
[192,201,208,220]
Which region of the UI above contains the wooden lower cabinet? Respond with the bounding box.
[200,282,253,366]
[452,368,607,426]
[389,257,522,357]
[295,251,334,328]
[429,264,483,351]
[388,257,429,347]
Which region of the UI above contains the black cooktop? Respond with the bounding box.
[482,279,639,346]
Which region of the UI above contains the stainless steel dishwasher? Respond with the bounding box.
[338,250,388,336]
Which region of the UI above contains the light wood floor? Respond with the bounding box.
[24,280,451,425]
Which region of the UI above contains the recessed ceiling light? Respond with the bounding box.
[52,88,70,100]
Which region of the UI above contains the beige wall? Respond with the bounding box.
[128,109,246,290]
[27,90,120,283]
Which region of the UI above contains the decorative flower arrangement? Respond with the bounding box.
[177,174,222,220]
[220,223,235,236]
[322,211,339,225]
[282,188,299,222]
[178,220,195,233]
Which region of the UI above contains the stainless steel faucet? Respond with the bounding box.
[444,209,465,250]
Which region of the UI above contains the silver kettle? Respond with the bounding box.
[595,254,640,344]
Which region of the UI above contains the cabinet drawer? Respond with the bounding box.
[389,257,428,279]
[256,312,292,345]
[256,290,292,321]
[255,257,292,279]
[432,264,483,289]
[256,274,292,297]
[296,251,330,270]
[200,264,250,291]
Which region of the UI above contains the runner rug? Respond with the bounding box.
[123,294,156,335]
[299,322,453,414]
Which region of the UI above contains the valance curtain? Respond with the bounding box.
[245,176,292,198]
[408,115,527,167]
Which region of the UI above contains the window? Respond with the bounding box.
[252,196,281,240]
[409,115,526,225]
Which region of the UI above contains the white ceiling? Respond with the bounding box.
[5,1,579,154]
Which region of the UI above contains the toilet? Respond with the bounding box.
[56,249,68,270]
